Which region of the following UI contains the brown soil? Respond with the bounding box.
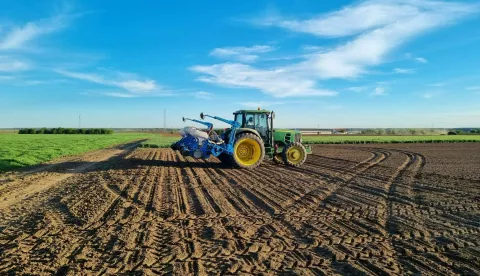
[0,143,478,275]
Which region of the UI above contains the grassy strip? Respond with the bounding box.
[0,133,155,172]
[302,135,480,144]
[139,135,179,148]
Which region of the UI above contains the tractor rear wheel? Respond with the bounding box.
[233,133,265,169]
[282,142,307,167]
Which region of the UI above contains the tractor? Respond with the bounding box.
[171,109,311,169]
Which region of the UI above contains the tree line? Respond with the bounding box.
[18,128,114,134]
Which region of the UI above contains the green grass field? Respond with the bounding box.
[0,133,156,172]
[139,136,179,148]
[302,135,480,144]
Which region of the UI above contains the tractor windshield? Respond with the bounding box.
[238,112,269,141]
[234,113,243,126]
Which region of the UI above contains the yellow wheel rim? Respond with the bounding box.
[234,138,261,166]
[287,146,305,165]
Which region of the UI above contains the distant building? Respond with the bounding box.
[332,129,349,134]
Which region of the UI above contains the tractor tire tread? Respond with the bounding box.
[282,142,307,167]
[233,133,265,170]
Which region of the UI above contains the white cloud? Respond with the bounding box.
[372,86,386,96]
[210,45,275,63]
[346,86,368,92]
[0,56,30,71]
[115,80,157,93]
[0,13,74,50]
[194,0,476,97]
[195,91,214,99]
[466,86,480,91]
[56,69,160,94]
[103,92,139,98]
[415,57,428,63]
[394,67,416,74]
[302,45,324,52]
[191,63,336,98]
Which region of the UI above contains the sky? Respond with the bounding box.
[1,0,480,129]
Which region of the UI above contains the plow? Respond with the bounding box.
[171,109,311,169]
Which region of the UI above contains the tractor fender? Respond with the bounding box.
[235,128,261,139]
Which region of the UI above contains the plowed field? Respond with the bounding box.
[1,143,479,275]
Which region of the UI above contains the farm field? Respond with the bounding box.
[0,143,479,275]
[139,135,180,148]
[302,134,480,144]
[0,133,159,172]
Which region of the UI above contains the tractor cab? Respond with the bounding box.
[233,109,272,143]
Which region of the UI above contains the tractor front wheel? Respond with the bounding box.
[282,142,307,167]
[233,133,265,169]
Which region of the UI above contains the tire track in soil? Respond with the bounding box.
[371,148,480,274]
[283,149,388,216]
[2,145,479,275]
[55,149,158,274]
[0,144,146,275]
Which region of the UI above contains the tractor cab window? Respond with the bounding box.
[234,113,243,126]
[255,114,268,139]
[245,114,255,128]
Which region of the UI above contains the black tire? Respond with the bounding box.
[217,153,233,165]
[282,142,307,167]
[170,142,178,150]
[273,153,284,165]
[232,133,265,169]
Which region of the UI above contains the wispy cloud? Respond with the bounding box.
[56,69,162,95]
[394,67,416,74]
[302,45,325,52]
[103,92,139,98]
[195,91,214,99]
[210,45,275,63]
[194,0,476,97]
[422,91,443,99]
[372,86,386,96]
[346,86,368,92]
[191,63,336,98]
[0,56,30,71]
[0,7,82,51]
[415,57,428,63]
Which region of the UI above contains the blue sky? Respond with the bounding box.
[1,0,480,128]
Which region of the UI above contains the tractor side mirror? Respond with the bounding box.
[200,112,205,119]
[272,112,276,119]
[182,117,186,122]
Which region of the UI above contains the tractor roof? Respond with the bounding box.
[233,109,271,114]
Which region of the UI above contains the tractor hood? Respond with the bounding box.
[273,129,302,144]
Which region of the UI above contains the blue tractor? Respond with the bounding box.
[172,110,311,169]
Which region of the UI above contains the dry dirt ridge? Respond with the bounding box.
[0,143,479,275]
